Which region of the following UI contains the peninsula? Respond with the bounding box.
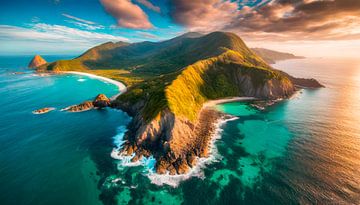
[33,31,323,174]
[251,48,305,64]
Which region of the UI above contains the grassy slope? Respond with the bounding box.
[117,49,289,122]
[39,31,290,122]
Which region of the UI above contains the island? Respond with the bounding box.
[251,48,305,64]
[32,31,323,175]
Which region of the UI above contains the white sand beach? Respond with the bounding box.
[203,97,257,108]
[63,71,127,100]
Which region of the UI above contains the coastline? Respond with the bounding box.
[203,97,257,108]
[110,96,257,186]
[61,71,127,99]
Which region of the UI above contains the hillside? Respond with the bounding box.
[252,48,305,64]
[39,32,269,76]
[38,31,322,174]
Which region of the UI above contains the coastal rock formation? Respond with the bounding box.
[64,101,94,112]
[63,94,111,112]
[93,94,111,108]
[28,55,47,68]
[32,107,55,114]
[114,50,299,174]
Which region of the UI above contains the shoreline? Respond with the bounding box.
[61,71,127,100]
[203,97,257,108]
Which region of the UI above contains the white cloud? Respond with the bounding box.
[0,24,128,54]
[0,24,128,43]
[62,13,104,30]
[62,13,96,25]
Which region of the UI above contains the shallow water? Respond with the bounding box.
[1,56,360,205]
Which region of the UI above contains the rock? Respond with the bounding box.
[93,94,110,108]
[32,107,55,114]
[28,55,47,68]
[65,101,94,112]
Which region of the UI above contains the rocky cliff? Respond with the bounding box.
[28,55,47,68]
[112,50,298,174]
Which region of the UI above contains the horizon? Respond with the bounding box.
[1,0,360,58]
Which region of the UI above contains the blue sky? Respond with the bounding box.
[1,0,359,57]
[0,0,187,55]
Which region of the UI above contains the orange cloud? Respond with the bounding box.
[100,0,153,29]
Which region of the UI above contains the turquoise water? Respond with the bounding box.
[0,56,130,205]
[1,56,360,204]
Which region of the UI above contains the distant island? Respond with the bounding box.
[251,48,305,64]
[32,31,322,175]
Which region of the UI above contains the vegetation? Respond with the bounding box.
[40,31,293,122]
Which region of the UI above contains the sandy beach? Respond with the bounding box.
[203,97,257,108]
[62,71,127,99]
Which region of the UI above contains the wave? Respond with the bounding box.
[110,116,238,187]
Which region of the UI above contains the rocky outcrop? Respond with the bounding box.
[32,107,55,114]
[64,101,94,112]
[114,103,223,175]
[290,77,324,88]
[93,94,111,108]
[62,94,111,112]
[28,55,47,68]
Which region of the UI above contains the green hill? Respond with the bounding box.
[39,31,322,174]
[40,32,268,75]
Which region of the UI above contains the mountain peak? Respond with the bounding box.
[28,55,47,68]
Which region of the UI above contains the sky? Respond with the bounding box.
[0,0,359,57]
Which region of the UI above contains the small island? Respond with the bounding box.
[32,107,55,114]
[33,31,323,175]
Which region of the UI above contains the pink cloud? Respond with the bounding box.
[100,0,153,29]
[137,0,161,13]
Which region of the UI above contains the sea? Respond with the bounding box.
[0,56,359,205]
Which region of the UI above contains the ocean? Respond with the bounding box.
[0,56,359,205]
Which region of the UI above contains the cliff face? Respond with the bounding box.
[113,50,297,174]
[28,55,47,68]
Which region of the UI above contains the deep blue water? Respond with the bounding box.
[0,56,359,205]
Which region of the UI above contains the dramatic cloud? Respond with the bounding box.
[170,0,239,31]
[100,0,153,29]
[169,0,360,41]
[136,0,161,13]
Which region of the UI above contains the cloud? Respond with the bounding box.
[170,0,239,32]
[0,24,129,54]
[136,31,159,39]
[100,0,153,29]
[0,24,128,44]
[62,13,96,25]
[169,0,360,41]
[62,13,104,30]
[136,0,161,13]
